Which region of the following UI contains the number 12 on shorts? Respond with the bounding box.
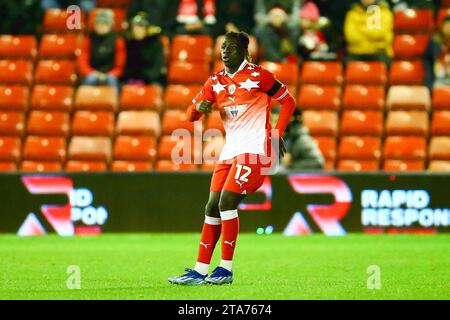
[234,164,252,183]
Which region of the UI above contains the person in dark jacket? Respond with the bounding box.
[122,14,167,86]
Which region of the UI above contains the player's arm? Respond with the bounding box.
[187,76,216,122]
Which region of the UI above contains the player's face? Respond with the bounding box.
[221,38,245,70]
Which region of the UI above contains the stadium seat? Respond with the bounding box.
[117,111,161,137]
[302,110,338,136]
[0,161,17,172]
[431,111,450,136]
[0,60,33,85]
[339,136,381,160]
[301,61,343,85]
[311,136,336,162]
[389,60,425,85]
[155,160,198,171]
[429,137,450,160]
[386,111,429,137]
[428,160,450,172]
[386,86,431,111]
[20,161,62,172]
[164,85,202,110]
[213,35,258,62]
[171,35,212,64]
[162,109,196,135]
[72,111,114,136]
[23,136,66,161]
[203,136,225,164]
[34,60,77,85]
[337,160,379,171]
[39,34,82,59]
[0,35,37,60]
[342,85,385,110]
[65,160,107,172]
[394,8,434,33]
[0,112,25,136]
[340,111,383,136]
[120,85,163,111]
[432,86,450,110]
[75,86,118,111]
[206,111,225,134]
[113,136,157,161]
[68,136,111,162]
[30,85,74,111]
[160,35,170,64]
[43,9,85,33]
[259,61,298,86]
[383,136,427,160]
[168,62,210,84]
[383,160,425,171]
[345,61,387,85]
[0,86,29,111]
[393,34,429,59]
[297,85,341,110]
[111,160,152,172]
[27,111,70,137]
[158,136,201,162]
[87,8,126,31]
[0,137,21,162]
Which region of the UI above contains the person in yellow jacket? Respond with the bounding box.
[344,0,393,65]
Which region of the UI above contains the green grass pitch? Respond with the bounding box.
[0,233,449,300]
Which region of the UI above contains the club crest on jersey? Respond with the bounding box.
[228,84,236,94]
[224,104,247,118]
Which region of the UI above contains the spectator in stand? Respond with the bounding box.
[170,0,217,35]
[0,0,43,35]
[127,0,164,29]
[389,0,440,12]
[254,0,301,30]
[344,0,394,66]
[433,16,450,87]
[78,9,126,95]
[214,0,255,36]
[122,13,167,86]
[41,0,96,12]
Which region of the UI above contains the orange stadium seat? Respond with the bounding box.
[75,86,118,111]
[20,161,62,172]
[389,60,425,85]
[0,112,25,136]
[0,137,21,162]
[168,62,210,84]
[302,110,338,136]
[39,34,82,59]
[384,136,427,160]
[155,160,197,171]
[72,111,114,136]
[385,111,429,137]
[383,160,425,171]
[337,159,379,171]
[171,35,212,64]
[429,137,450,161]
[0,162,17,172]
[203,136,225,164]
[23,136,66,161]
[394,8,434,33]
[34,60,77,85]
[340,111,383,136]
[312,136,336,163]
[386,86,430,111]
[432,86,450,110]
[342,85,385,110]
[0,86,29,111]
[113,136,157,161]
[117,111,161,137]
[27,111,70,137]
[120,85,163,111]
[301,61,343,85]
[213,35,258,62]
[87,8,126,31]
[43,9,85,33]
[0,35,37,60]
[297,85,341,110]
[68,136,112,162]
[206,111,225,134]
[431,111,450,136]
[164,85,202,110]
[339,136,381,160]
[0,60,33,85]
[393,34,429,59]
[259,61,299,86]
[162,109,196,135]
[111,160,153,172]
[30,85,73,112]
[345,61,387,85]
[65,160,107,172]
[158,136,201,161]
[428,161,450,172]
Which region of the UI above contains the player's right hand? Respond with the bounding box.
[196,100,213,114]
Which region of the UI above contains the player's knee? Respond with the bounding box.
[205,201,219,217]
[218,196,236,212]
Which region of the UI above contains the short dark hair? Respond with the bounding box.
[224,31,250,52]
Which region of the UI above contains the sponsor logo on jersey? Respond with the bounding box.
[224,104,247,118]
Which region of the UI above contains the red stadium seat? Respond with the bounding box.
[428,161,450,172]
[393,34,429,59]
[27,111,70,137]
[337,160,379,171]
[68,136,112,162]
[0,60,33,85]
[0,161,17,172]
[429,137,450,160]
[203,136,225,164]
[114,136,157,161]
[158,135,201,162]
[34,60,77,85]
[340,111,383,136]
[431,111,450,136]
[43,9,85,33]
[31,85,74,111]
[386,86,430,111]
[0,137,21,162]
[432,86,450,110]
[259,61,299,86]
[386,111,428,137]
[65,160,107,172]
[72,111,114,136]
[75,86,118,111]
[0,86,29,111]
[394,8,434,33]
[111,160,152,172]
[301,61,343,85]
[339,136,381,160]
[87,8,126,31]
[20,161,62,172]
[206,111,224,134]
[168,62,210,84]
[0,35,37,60]
[383,160,425,171]
[162,109,196,135]
[345,61,387,85]
[213,35,258,62]
[0,112,25,136]
[302,110,338,136]
[39,34,82,59]
[384,136,427,160]
[342,85,385,111]
[312,136,336,162]
[117,111,161,137]
[164,85,202,110]
[155,160,197,171]
[389,60,425,85]
[23,136,66,161]
[120,85,163,111]
[297,85,341,110]
[171,35,212,64]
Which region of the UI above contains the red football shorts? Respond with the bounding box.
[210,153,273,194]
